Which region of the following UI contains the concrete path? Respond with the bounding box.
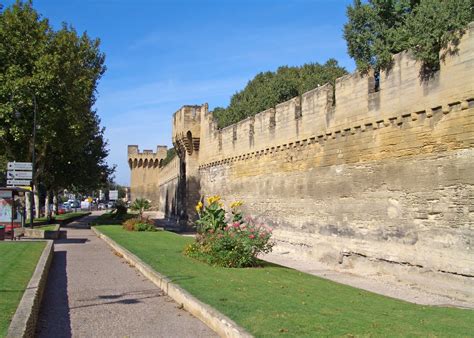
[36,213,217,337]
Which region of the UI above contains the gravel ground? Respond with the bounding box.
[36,213,217,337]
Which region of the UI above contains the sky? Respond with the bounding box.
[4,0,355,185]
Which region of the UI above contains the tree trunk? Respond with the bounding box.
[25,191,31,220]
[45,192,51,220]
[52,194,58,216]
[34,185,40,218]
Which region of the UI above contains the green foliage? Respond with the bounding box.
[161,147,176,167]
[213,59,347,128]
[405,0,473,75]
[122,217,156,232]
[0,2,112,194]
[189,197,273,267]
[130,198,151,220]
[91,211,134,225]
[343,0,473,75]
[195,196,226,233]
[111,199,128,219]
[185,217,273,268]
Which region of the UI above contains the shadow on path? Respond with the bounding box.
[36,250,72,338]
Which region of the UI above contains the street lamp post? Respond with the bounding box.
[29,94,37,228]
[11,92,38,228]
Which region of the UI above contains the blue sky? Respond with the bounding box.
[4,0,355,185]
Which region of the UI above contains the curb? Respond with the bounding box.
[92,227,253,338]
[7,240,54,338]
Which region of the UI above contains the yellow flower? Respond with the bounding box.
[195,201,203,213]
[206,195,221,205]
[230,201,243,209]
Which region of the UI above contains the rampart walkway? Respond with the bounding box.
[35,212,216,337]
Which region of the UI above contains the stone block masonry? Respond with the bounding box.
[129,23,474,279]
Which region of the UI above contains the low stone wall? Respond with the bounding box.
[17,225,61,239]
[7,241,54,338]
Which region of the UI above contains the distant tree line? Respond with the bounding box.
[212,60,347,128]
[0,2,113,217]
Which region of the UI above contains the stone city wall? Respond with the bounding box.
[197,24,474,276]
[129,23,474,277]
[157,155,180,218]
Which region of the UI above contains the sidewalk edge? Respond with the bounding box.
[7,240,54,338]
[92,227,253,338]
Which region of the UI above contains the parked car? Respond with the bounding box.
[98,203,105,210]
[107,201,115,209]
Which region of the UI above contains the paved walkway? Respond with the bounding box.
[36,213,216,337]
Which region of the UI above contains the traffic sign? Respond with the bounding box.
[7,171,32,179]
[109,190,118,200]
[7,179,31,186]
[7,162,33,171]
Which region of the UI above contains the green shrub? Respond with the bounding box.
[185,197,273,268]
[122,217,157,232]
[112,200,128,219]
[130,198,151,220]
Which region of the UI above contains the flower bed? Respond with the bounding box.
[185,196,273,267]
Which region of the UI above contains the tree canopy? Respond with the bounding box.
[343,0,473,75]
[212,59,347,129]
[0,1,112,193]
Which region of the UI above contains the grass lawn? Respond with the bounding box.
[36,224,59,231]
[54,211,89,221]
[0,242,46,337]
[92,212,135,225]
[95,225,474,337]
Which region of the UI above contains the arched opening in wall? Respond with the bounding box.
[154,159,159,168]
[187,130,193,155]
[128,159,133,169]
[133,159,138,168]
[148,158,153,168]
[159,159,163,167]
[138,159,143,167]
[144,159,148,167]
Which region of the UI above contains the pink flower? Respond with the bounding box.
[249,234,255,239]
[233,222,240,228]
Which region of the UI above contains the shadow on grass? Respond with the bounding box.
[167,275,195,283]
[36,250,72,338]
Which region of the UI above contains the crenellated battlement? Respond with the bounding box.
[172,104,207,156]
[198,22,474,165]
[128,145,168,170]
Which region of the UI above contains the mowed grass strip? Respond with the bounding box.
[54,211,89,221]
[36,225,59,231]
[0,242,46,337]
[96,226,474,337]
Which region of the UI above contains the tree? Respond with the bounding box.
[213,59,347,128]
[0,2,113,217]
[343,0,473,75]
